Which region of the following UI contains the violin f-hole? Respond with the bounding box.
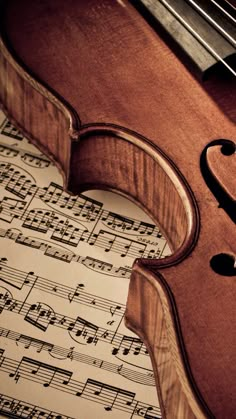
[200,139,236,224]
[210,253,236,276]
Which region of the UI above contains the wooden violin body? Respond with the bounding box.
[0,1,235,418]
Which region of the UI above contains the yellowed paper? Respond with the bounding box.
[0,110,170,418]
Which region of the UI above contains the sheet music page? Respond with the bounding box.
[0,109,171,419]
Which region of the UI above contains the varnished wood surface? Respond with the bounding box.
[133,0,236,78]
[207,145,236,202]
[0,1,236,418]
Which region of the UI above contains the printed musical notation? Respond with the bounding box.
[0,350,161,418]
[0,111,170,418]
[0,327,155,386]
[0,118,23,141]
[0,394,74,419]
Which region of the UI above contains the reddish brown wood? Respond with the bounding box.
[207,144,236,201]
[0,1,235,418]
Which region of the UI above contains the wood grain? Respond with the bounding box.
[0,1,235,417]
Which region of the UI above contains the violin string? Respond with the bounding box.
[209,0,236,23]
[186,0,236,46]
[159,0,236,77]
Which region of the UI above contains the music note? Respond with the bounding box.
[112,335,148,357]
[0,197,26,223]
[39,182,103,221]
[5,170,35,200]
[15,233,44,250]
[21,152,50,169]
[135,405,161,419]
[101,211,134,232]
[0,119,23,140]
[135,220,162,238]
[0,348,4,361]
[0,110,166,418]
[0,262,36,290]
[1,351,159,416]
[9,356,73,388]
[9,358,21,383]
[0,143,19,158]
[101,211,163,238]
[109,305,122,317]
[19,335,54,354]
[76,378,140,415]
[0,394,74,419]
[81,256,113,273]
[113,266,131,278]
[44,245,75,262]
[39,182,64,205]
[0,326,156,386]
[72,196,103,221]
[88,230,147,258]
[0,289,18,314]
[73,316,99,345]
[68,283,84,303]
[50,219,84,246]
[3,352,160,416]
[24,303,54,332]
[22,209,55,233]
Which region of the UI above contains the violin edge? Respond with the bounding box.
[0,35,81,190]
[125,261,213,419]
[1,3,235,417]
[0,32,207,418]
[0,31,200,257]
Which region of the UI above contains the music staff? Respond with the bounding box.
[0,111,165,418]
[101,211,163,238]
[0,353,161,418]
[0,393,75,419]
[0,141,51,170]
[0,326,155,386]
[0,143,19,158]
[0,119,23,141]
[0,259,125,319]
[0,228,132,277]
[41,182,103,221]
[0,293,148,357]
[0,162,163,238]
[21,152,51,169]
[2,166,37,200]
[0,196,163,257]
[0,165,105,223]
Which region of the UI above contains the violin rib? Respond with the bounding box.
[0,1,235,418]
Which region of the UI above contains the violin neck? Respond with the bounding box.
[133,0,236,79]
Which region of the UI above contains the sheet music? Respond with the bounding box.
[0,109,171,419]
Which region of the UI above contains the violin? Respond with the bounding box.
[0,1,235,418]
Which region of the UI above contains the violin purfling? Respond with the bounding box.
[0,1,235,418]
